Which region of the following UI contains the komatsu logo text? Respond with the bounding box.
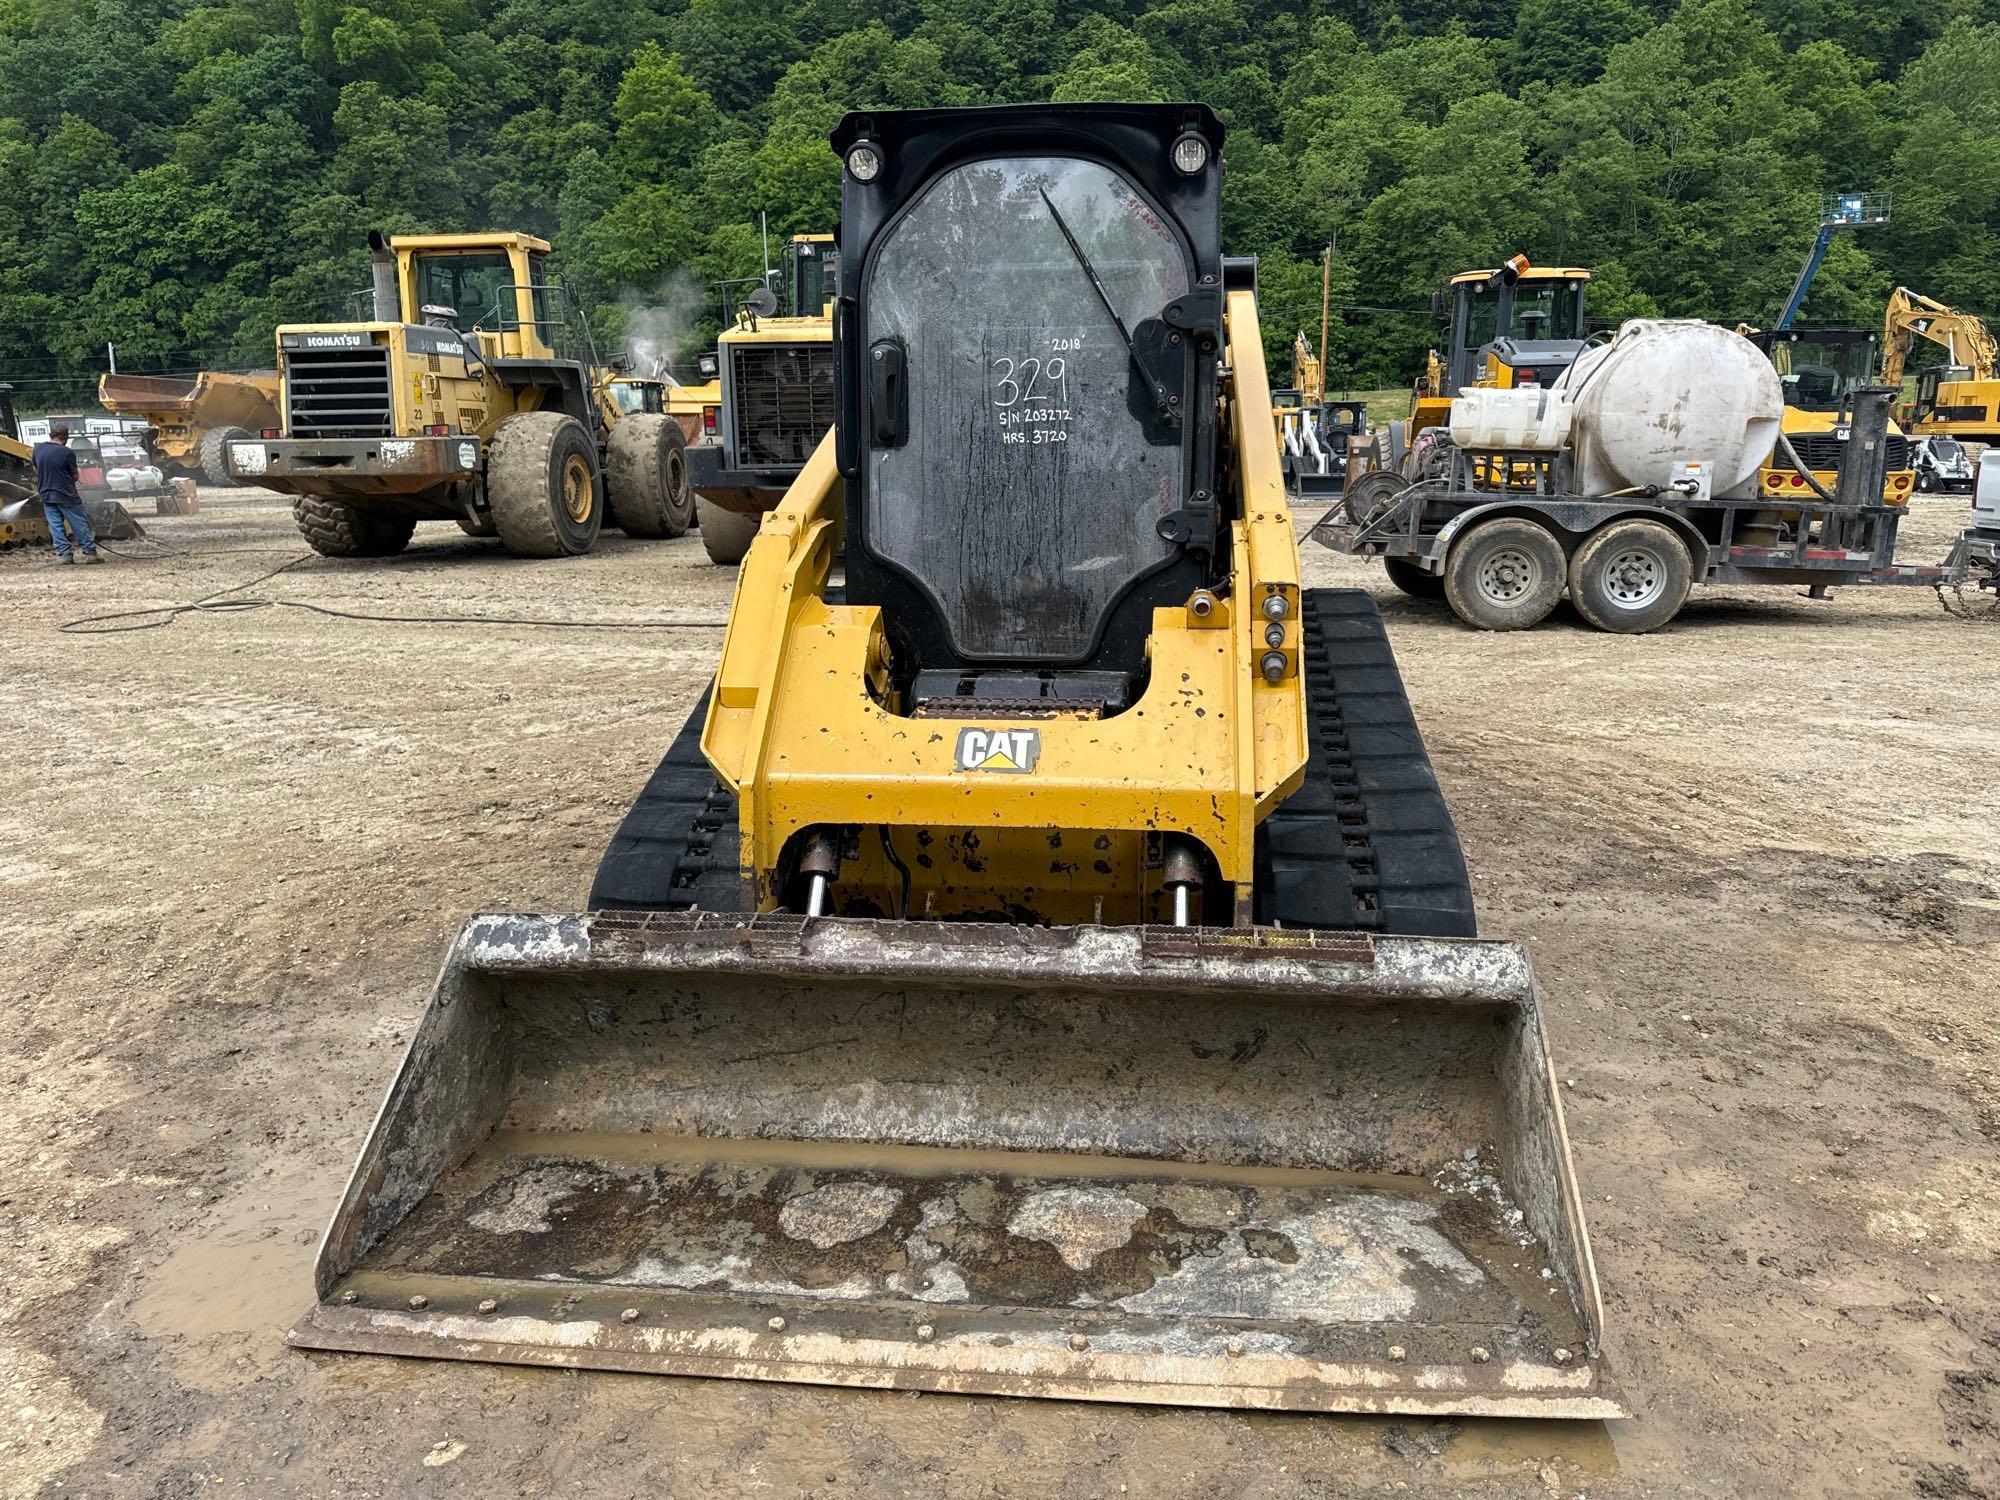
[954,727,1041,773]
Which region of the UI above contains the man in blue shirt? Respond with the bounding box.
[32,422,99,563]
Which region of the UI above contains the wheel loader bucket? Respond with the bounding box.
[0,494,145,545]
[291,912,1623,1418]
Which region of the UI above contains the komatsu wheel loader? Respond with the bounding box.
[291,105,1620,1419]
[229,231,693,558]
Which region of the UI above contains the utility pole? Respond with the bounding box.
[107,342,117,374]
[1317,239,1333,404]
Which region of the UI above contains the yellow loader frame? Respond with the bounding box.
[701,288,1309,925]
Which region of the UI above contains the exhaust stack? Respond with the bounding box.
[367,231,398,323]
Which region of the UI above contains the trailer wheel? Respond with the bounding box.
[1567,519,1693,634]
[607,413,693,538]
[1442,518,1565,631]
[1383,557,1445,600]
[696,496,762,565]
[486,411,602,557]
[291,497,416,558]
[201,426,249,488]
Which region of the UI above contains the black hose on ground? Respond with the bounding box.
[57,552,729,635]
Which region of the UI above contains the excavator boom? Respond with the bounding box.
[1883,286,2000,385]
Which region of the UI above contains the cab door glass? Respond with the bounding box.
[862,155,1193,661]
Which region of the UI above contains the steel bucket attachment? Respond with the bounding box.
[0,494,145,546]
[291,912,1622,1418]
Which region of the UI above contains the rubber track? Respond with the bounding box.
[590,591,1476,936]
[588,684,743,913]
[1255,588,1477,937]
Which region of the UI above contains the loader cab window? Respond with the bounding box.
[861,154,1194,662]
[1462,286,1499,352]
[1761,331,1879,411]
[789,241,838,318]
[414,251,514,332]
[1505,282,1583,342]
[611,381,664,415]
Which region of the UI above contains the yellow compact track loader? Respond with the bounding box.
[1746,327,1917,506]
[291,105,1619,1419]
[230,232,693,558]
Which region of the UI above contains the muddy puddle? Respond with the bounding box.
[133,1173,333,1389]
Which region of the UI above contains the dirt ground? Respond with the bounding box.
[1,489,1994,1499]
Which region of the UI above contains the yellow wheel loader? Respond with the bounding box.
[229,232,693,558]
[1746,327,1917,506]
[291,105,1619,1419]
[96,369,282,488]
[689,232,836,565]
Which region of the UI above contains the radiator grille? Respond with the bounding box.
[728,343,833,467]
[284,346,393,438]
[1788,433,1911,473]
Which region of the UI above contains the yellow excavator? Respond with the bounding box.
[1882,286,2000,445]
[289,105,1619,1420]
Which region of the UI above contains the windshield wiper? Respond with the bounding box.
[1037,186,1172,416]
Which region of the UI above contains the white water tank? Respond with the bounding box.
[1566,320,1783,500]
[1448,386,1574,451]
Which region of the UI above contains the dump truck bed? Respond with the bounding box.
[291,912,1621,1418]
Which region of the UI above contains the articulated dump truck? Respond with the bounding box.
[96,370,281,487]
[292,104,1621,1419]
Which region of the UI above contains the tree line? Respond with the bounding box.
[2,0,1996,407]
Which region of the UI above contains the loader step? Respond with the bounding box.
[1257,589,1477,937]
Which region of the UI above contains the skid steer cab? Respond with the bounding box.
[295,104,1620,1424]
[230,231,693,558]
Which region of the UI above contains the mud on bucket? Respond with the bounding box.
[291,911,1622,1418]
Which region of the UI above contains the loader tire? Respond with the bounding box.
[1382,557,1445,600]
[1567,518,1692,634]
[487,411,602,558]
[1442,517,1564,631]
[201,426,249,487]
[456,510,497,537]
[589,682,742,913]
[696,495,761,565]
[1255,589,1476,937]
[607,413,694,538]
[291,497,416,558]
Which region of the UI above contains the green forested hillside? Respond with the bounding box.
[2,0,1996,404]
